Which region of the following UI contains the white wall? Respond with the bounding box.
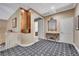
[7,8,21,32]
[74,4,79,49]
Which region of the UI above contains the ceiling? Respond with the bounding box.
[0,3,76,20]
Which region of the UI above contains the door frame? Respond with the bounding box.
[59,16,74,44]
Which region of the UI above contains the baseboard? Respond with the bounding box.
[73,43,79,53]
[18,39,39,47]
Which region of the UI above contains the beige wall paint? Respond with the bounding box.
[0,20,7,44]
[6,8,41,48]
[44,9,75,35]
[74,4,79,49]
[7,8,21,32]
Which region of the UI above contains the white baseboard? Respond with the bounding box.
[18,39,39,47]
[73,43,79,53]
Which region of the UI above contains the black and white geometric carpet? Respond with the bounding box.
[0,40,79,56]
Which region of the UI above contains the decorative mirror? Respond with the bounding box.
[48,18,57,31]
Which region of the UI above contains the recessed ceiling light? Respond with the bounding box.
[51,6,55,10]
[21,9,25,13]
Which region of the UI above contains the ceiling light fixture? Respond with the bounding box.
[50,6,56,13]
[51,6,55,10]
[21,8,25,13]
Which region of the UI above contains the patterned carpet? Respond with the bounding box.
[0,40,79,56]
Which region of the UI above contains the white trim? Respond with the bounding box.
[73,43,79,53]
[0,39,39,51]
[18,39,39,47]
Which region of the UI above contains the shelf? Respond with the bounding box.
[46,31,60,34]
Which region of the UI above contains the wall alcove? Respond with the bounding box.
[20,8,31,33]
[46,17,59,41]
[48,18,57,31]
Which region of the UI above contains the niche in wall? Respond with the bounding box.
[48,18,57,31]
[12,17,17,28]
[8,7,31,33]
[20,8,31,33]
[78,16,79,30]
[75,15,79,30]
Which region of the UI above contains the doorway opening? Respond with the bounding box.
[34,21,38,36]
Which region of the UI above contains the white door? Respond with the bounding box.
[38,19,45,39]
[60,16,73,44]
[34,21,38,36]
